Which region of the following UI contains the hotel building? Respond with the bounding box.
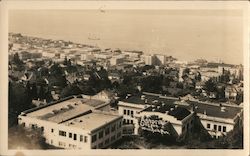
[118,92,243,139]
[118,93,195,138]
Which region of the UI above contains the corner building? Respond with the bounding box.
[18,95,122,149]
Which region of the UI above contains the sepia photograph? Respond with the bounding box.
[0,1,249,156]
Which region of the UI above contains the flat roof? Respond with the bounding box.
[121,94,242,119]
[63,111,121,131]
[26,97,106,123]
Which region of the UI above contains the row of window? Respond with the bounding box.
[92,122,122,143]
[207,123,227,132]
[123,109,134,117]
[123,119,133,125]
[92,132,122,149]
[57,141,77,148]
[58,130,88,143]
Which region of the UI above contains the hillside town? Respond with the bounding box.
[8,33,244,149]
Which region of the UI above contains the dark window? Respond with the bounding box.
[69,133,72,138]
[105,127,110,135]
[111,135,116,141]
[98,142,103,148]
[92,135,97,143]
[105,138,110,145]
[123,119,126,124]
[51,129,54,133]
[99,131,104,139]
[117,132,121,138]
[59,130,66,137]
[214,125,217,131]
[223,126,226,132]
[127,110,130,115]
[131,120,133,124]
[131,111,134,117]
[207,123,210,129]
[84,136,88,143]
[41,127,44,132]
[111,125,116,132]
[123,109,126,115]
[218,126,222,131]
[74,134,77,140]
[80,135,83,142]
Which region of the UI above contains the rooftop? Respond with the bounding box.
[63,111,121,131]
[25,96,107,123]
[121,93,242,120]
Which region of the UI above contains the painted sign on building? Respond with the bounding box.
[139,115,170,135]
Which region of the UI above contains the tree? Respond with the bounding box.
[9,82,33,127]
[13,52,23,65]
[63,56,68,65]
[204,79,217,92]
[60,84,82,98]
[195,72,201,81]
[182,68,190,76]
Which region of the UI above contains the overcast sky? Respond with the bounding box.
[9,10,243,65]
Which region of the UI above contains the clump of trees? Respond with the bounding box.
[8,125,60,149]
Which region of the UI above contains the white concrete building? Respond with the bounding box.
[193,101,243,138]
[118,93,243,139]
[143,55,155,65]
[110,57,124,66]
[18,95,123,149]
[155,54,166,65]
[118,94,195,137]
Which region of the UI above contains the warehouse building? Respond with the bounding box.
[18,95,123,149]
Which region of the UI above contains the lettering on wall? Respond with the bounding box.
[139,115,170,135]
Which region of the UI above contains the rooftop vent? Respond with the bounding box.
[204,110,207,115]
[141,95,145,100]
[221,106,226,112]
[153,100,158,103]
[79,120,83,122]
[52,110,59,114]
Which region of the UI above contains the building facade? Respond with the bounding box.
[18,95,123,149]
[118,93,243,139]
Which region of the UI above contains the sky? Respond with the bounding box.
[9,10,243,65]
